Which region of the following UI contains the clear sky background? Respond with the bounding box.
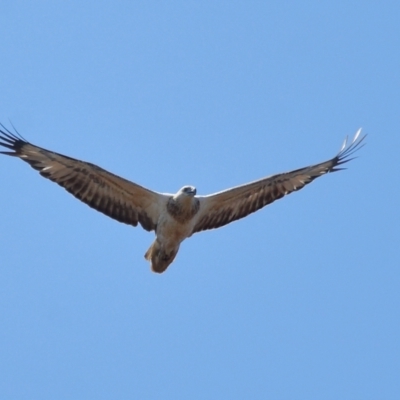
[0,1,398,399]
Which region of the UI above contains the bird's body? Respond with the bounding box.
[0,125,365,273]
[146,188,200,272]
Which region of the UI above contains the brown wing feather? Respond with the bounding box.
[0,126,168,231]
[192,130,366,233]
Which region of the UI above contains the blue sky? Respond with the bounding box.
[0,1,399,399]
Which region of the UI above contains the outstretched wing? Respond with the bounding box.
[192,129,366,233]
[0,125,169,231]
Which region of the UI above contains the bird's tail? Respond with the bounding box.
[144,240,178,274]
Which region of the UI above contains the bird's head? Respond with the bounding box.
[178,186,197,197]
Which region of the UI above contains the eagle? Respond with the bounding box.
[0,125,365,273]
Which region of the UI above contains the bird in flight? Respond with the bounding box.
[0,125,365,273]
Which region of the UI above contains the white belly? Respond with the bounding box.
[155,213,193,251]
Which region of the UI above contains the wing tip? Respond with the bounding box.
[335,127,366,167]
[0,123,28,155]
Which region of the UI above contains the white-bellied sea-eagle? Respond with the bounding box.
[0,125,365,273]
